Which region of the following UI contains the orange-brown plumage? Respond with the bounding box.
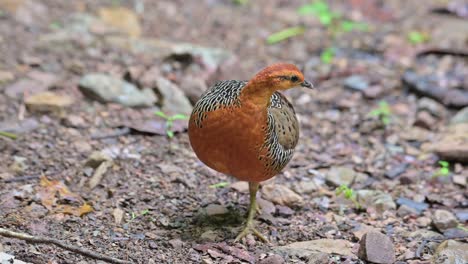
[188,63,313,242]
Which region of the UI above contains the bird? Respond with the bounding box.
[188,63,313,242]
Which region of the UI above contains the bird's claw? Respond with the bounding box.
[234,223,269,243]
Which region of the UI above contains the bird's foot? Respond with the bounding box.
[234,222,269,243]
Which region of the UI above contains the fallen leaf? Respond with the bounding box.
[36,175,93,216]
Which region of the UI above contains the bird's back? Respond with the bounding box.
[189,80,299,182]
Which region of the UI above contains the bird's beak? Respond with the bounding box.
[300,80,314,89]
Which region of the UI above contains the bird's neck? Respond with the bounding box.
[239,80,273,107]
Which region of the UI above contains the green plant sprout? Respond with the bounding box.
[335,184,361,209]
[209,182,229,188]
[266,26,305,44]
[298,1,368,33]
[320,47,335,64]
[232,0,249,5]
[369,101,392,126]
[433,160,450,177]
[130,209,150,221]
[267,1,367,45]
[155,111,188,138]
[407,31,429,45]
[49,21,62,30]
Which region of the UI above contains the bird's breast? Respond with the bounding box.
[188,105,273,182]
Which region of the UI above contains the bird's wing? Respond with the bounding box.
[267,92,299,150]
[191,80,247,127]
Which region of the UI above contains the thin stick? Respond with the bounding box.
[0,228,132,264]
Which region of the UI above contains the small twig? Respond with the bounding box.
[2,174,41,183]
[91,127,131,140]
[0,228,132,264]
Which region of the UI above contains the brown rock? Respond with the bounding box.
[414,111,437,130]
[432,240,468,264]
[229,181,248,193]
[98,7,141,37]
[205,204,228,216]
[179,76,208,104]
[358,232,396,264]
[432,209,458,232]
[427,124,468,162]
[0,70,14,83]
[262,184,303,207]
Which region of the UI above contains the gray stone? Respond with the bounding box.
[396,197,429,214]
[433,209,458,232]
[418,97,446,118]
[455,210,468,222]
[326,166,356,187]
[258,254,284,264]
[199,230,219,242]
[450,106,468,124]
[358,232,396,264]
[344,75,369,91]
[453,175,466,186]
[154,77,193,115]
[356,190,396,213]
[78,73,156,107]
[408,229,444,240]
[385,163,408,179]
[275,239,354,259]
[262,184,303,207]
[292,180,320,194]
[426,124,468,162]
[397,204,420,217]
[205,204,228,216]
[432,240,468,264]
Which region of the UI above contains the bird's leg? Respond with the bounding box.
[234,182,269,243]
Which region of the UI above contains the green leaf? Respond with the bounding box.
[0,131,18,139]
[318,12,333,25]
[408,31,427,44]
[155,111,168,119]
[340,20,368,32]
[320,47,335,64]
[266,26,305,44]
[438,160,449,168]
[381,116,390,125]
[209,182,229,188]
[298,1,329,15]
[167,130,174,138]
[233,0,249,5]
[131,212,136,220]
[49,22,61,30]
[439,167,450,176]
[141,209,149,215]
[169,114,188,121]
[344,189,354,199]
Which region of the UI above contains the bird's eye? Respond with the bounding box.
[290,75,299,82]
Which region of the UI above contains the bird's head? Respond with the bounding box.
[251,63,314,91]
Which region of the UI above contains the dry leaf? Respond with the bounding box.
[37,175,93,216]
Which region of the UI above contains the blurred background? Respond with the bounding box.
[0,0,467,263]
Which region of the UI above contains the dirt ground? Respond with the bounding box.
[0,0,467,263]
